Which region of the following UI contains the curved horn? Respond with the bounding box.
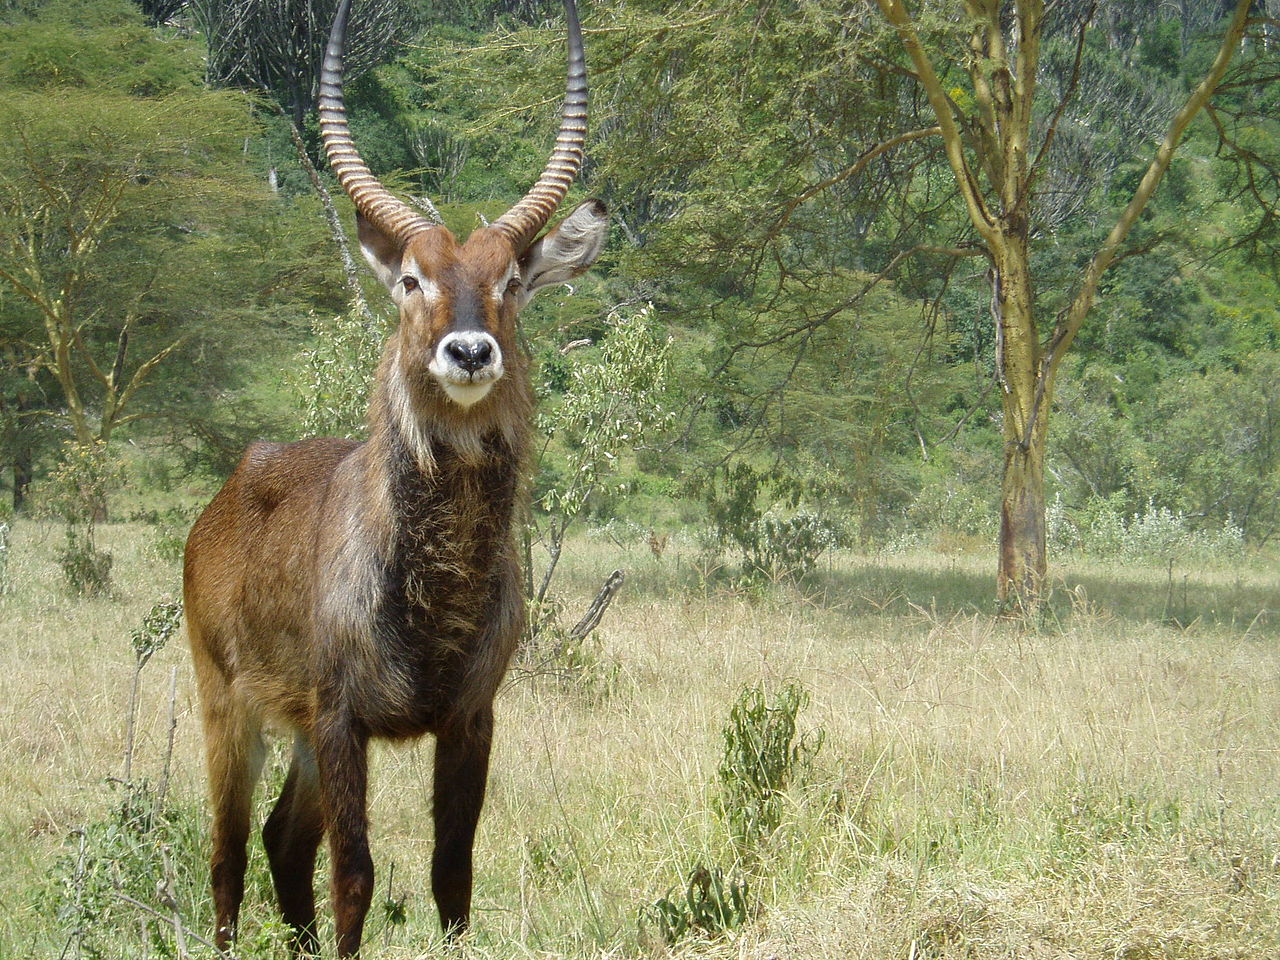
[492,0,588,251]
[319,0,434,245]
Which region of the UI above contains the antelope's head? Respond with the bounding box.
[319,0,608,410]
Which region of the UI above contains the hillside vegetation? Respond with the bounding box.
[0,0,1275,568]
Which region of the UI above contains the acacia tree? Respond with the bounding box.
[0,158,166,447]
[0,2,304,503]
[0,89,264,450]
[867,0,1258,607]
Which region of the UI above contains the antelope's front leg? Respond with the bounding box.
[432,707,494,938]
[315,715,374,957]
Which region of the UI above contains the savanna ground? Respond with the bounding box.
[1,520,1277,959]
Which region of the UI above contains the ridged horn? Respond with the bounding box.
[319,0,435,246]
[492,0,588,251]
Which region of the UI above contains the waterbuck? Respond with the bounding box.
[182,0,607,953]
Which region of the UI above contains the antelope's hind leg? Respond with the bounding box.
[193,663,266,951]
[263,737,325,955]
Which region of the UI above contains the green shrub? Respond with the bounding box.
[756,509,842,576]
[150,526,187,563]
[1050,494,1246,564]
[524,827,576,888]
[522,616,623,705]
[644,864,750,945]
[57,526,113,597]
[42,440,126,596]
[51,780,218,960]
[139,506,196,563]
[716,680,823,850]
[701,464,844,580]
[904,477,997,540]
[532,303,674,604]
[131,599,182,666]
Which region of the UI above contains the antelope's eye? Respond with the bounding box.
[401,275,419,293]
[505,276,522,293]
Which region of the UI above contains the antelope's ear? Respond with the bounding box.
[357,211,403,292]
[516,199,608,304]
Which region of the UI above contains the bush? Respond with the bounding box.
[57,526,113,597]
[1051,495,1246,564]
[904,477,997,541]
[1050,356,1280,545]
[536,625,622,704]
[40,441,126,596]
[644,865,750,945]
[702,463,845,580]
[756,509,842,577]
[51,781,216,960]
[143,506,197,563]
[716,680,823,850]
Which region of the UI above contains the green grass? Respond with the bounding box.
[0,520,1277,958]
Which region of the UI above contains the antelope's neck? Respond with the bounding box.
[362,350,530,593]
[385,427,520,575]
[327,402,524,738]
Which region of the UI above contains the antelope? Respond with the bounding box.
[182,0,607,954]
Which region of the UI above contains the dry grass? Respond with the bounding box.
[1,522,1277,958]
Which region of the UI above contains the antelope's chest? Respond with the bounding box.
[364,447,519,736]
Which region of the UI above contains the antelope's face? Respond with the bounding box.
[359,200,609,409]
[321,0,601,413]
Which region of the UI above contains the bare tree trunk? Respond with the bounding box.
[999,425,1047,610]
[10,378,34,511]
[992,238,1049,610]
[12,448,31,511]
[289,78,306,131]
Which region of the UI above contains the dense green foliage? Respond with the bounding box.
[0,0,349,493]
[716,680,822,851]
[0,0,1275,564]
[403,0,1280,554]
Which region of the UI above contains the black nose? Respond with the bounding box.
[445,338,493,373]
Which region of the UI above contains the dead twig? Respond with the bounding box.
[565,569,626,646]
[157,666,178,806]
[117,875,230,960]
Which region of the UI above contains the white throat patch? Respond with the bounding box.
[388,353,436,472]
[440,380,495,407]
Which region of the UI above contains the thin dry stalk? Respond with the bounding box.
[114,892,228,960]
[57,828,89,960]
[122,663,142,782]
[158,666,178,805]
